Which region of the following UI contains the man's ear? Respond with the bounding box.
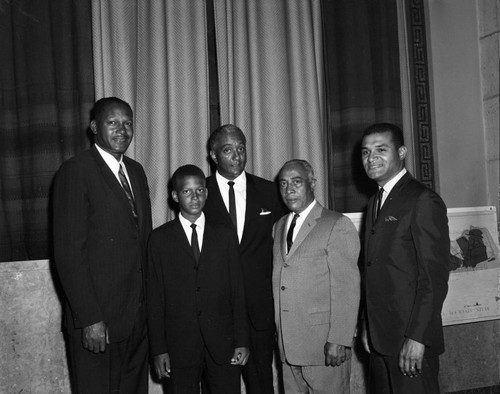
[90,120,97,134]
[209,150,217,164]
[398,145,407,161]
[171,190,179,203]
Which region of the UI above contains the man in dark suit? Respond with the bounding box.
[146,164,249,393]
[273,159,360,393]
[360,123,450,393]
[204,124,285,394]
[53,97,152,393]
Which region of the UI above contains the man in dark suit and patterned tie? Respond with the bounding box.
[360,123,450,394]
[204,124,285,394]
[53,97,152,393]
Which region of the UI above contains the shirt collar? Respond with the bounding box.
[95,143,123,173]
[179,211,205,229]
[291,199,317,221]
[215,170,247,190]
[381,168,407,195]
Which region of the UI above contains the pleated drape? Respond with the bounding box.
[213,0,328,205]
[92,0,211,226]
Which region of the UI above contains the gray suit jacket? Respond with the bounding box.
[272,202,360,366]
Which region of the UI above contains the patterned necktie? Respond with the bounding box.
[374,187,384,222]
[190,223,200,263]
[286,213,300,253]
[228,181,237,230]
[118,163,139,223]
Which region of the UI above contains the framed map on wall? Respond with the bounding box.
[345,206,500,326]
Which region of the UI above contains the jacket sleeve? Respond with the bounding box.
[145,232,169,357]
[326,215,361,347]
[406,191,450,345]
[53,161,104,328]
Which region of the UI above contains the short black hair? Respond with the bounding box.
[362,123,404,148]
[90,97,132,123]
[171,165,206,191]
[208,124,246,151]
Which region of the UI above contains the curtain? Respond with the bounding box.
[322,0,403,213]
[213,0,328,205]
[0,0,94,262]
[92,0,211,227]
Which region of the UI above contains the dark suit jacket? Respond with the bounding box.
[53,145,152,343]
[364,172,450,357]
[146,218,249,367]
[204,173,285,331]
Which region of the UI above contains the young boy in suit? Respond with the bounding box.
[146,164,250,394]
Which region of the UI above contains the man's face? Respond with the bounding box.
[210,130,247,180]
[278,164,316,214]
[172,176,207,222]
[90,103,133,160]
[361,131,406,187]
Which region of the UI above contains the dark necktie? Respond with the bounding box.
[374,187,384,222]
[286,214,299,253]
[118,164,139,223]
[228,181,237,230]
[190,223,200,263]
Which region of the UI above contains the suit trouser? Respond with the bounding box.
[283,359,351,394]
[241,324,276,394]
[167,327,241,394]
[67,305,149,394]
[368,352,440,394]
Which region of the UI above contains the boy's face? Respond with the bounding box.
[172,175,207,222]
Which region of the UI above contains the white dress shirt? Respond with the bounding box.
[285,199,317,243]
[379,168,407,208]
[215,171,246,242]
[178,212,205,250]
[94,143,134,197]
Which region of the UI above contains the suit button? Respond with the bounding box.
[197,311,202,316]
[196,286,201,292]
[283,263,289,268]
[193,266,198,271]
[281,286,286,290]
[371,230,375,235]
[367,261,372,266]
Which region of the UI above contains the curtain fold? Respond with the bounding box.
[322,0,403,212]
[0,0,94,262]
[92,0,211,227]
[213,0,327,205]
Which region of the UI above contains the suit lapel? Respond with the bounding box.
[90,146,135,223]
[206,176,233,228]
[241,174,259,245]
[376,172,413,221]
[285,202,322,259]
[172,218,197,263]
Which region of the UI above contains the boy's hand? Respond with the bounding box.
[230,347,250,366]
[154,353,171,379]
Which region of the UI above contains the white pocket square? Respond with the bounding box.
[385,216,398,222]
[260,209,271,216]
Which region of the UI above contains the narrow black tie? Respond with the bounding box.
[191,223,200,263]
[374,187,384,222]
[286,214,299,253]
[118,164,139,223]
[228,181,237,230]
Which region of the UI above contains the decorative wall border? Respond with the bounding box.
[407,0,436,190]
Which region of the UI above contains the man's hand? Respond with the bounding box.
[154,353,171,379]
[82,321,108,353]
[360,319,371,354]
[230,347,250,366]
[398,338,425,377]
[324,342,350,367]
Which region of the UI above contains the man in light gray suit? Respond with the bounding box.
[273,159,360,393]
